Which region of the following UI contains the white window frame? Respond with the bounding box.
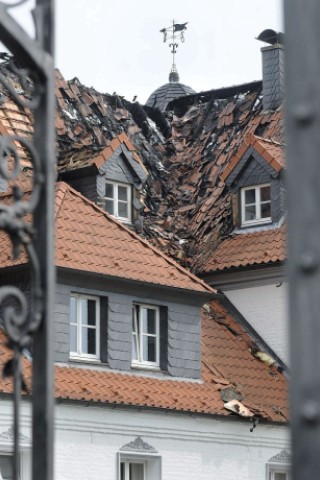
[132,304,160,369]
[118,453,161,480]
[267,463,291,480]
[0,448,31,480]
[69,293,100,361]
[241,183,272,226]
[104,180,132,223]
[120,459,146,480]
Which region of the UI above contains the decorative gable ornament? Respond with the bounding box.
[120,436,158,454]
[0,426,29,443]
[268,449,291,464]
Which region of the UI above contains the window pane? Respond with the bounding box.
[245,188,255,204]
[82,327,96,355]
[274,473,287,480]
[142,309,156,334]
[261,202,271,218]
[118,185,128,201]
[80,299,96,326]
[120,462,125,480]
[245,204,256,221]
[87,299,96,326]
[0,456,14,480]
[105,199,114,215]
[70,296,77,324]
[260,185,271,201]
[129,463,144,480]
[105,183,114,198]
[143,335,156,362]
[70,325,77,353]
[118,201,129,219]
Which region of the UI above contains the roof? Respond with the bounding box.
[145,81,196,112]
[0,299,288,422]
[201,223,287,272]
[58,132,147,176]
[0,59,286,277]
[0,182,214,294]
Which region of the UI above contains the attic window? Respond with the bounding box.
[104,180,132,223]
[241,184,271,226]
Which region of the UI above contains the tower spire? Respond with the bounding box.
[160,20,188,82]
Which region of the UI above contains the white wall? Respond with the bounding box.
[225,282,289,365]
[0,400,290,480]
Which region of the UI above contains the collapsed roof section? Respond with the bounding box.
[0,56,285,275]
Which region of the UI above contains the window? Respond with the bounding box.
[120,460,145,480]
[268,467,290,480]
[241,184,271,226]
[132,304,159,368]
[118,437,161,480]
[267,450,291,480]
[104,181,132,222]
[70,294,100,360]
[0,454,14,480]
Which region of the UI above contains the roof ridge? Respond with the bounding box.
[55,181,70,218]
[60,182,215,294]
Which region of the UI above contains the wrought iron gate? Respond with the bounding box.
[0,1,55,479]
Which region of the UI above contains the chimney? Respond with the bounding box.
[257,29,285,111]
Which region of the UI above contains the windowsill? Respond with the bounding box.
[241,218,272,228]
[69,355,101,365]
[131,362,160,372]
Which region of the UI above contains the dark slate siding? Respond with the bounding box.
[167,303,201,378]
[261,45,285,111]
[54,279,202,379]
[107,292,132,370]
[67,175,98,204]
[54,283,72,363]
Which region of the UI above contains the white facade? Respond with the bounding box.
[0,399,290,480]
[225,283,289,365]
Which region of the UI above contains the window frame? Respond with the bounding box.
[104,180,132,223]
[120,459,146,480]
[0,449,30,480]
[69,293,100,361]
[118,452,161,480]
[241,183,272,227]
[267,463,291,480]
[131,304,160,369]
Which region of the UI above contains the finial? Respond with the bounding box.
[160,20,188,82]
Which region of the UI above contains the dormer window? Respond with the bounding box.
[104,180,132,223]
[241,184,271,227]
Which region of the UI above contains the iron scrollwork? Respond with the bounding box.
[0,1,55,480]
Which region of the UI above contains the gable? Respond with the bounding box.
[226,147,279,191]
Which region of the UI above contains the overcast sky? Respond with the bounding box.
[10,0,283,104]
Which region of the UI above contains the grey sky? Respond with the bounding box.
[8,0,284,104]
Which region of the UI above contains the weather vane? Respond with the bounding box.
[160,20,188,74]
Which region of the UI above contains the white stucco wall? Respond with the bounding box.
[225,283,289,365]
[0,400,290,480]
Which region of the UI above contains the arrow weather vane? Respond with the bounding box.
[160,20,188,73]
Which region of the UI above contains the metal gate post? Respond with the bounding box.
[285,1,320,479]
[0,1,55,480]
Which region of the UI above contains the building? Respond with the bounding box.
[0,29,290,480]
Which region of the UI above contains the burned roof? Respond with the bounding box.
[0,57,285,276]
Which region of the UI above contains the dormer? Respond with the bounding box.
[58,133,148,227]
[221,134,285,230]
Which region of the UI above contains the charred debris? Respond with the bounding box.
[0,56,284,274]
